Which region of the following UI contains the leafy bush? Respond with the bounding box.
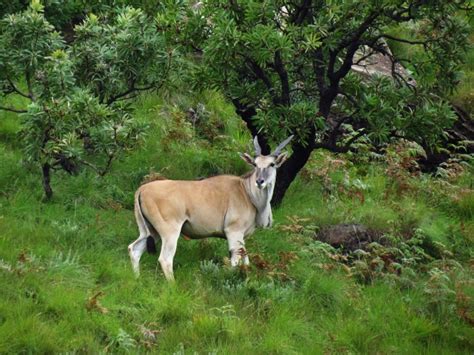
[0,3,170,199]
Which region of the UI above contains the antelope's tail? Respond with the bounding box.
[134,191,157,254]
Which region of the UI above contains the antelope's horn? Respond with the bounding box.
[253,136,262,156]
[272,135,294,156]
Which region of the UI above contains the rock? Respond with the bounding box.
[315,224,384,252]
[352,42,416,87]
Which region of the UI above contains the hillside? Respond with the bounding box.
[0,90,473,353]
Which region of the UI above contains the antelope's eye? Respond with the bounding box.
[270,163,275,167]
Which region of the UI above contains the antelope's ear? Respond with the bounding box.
[275,152,288,167]
[239,152,255,166]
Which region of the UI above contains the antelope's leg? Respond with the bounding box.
[157,226,181,281]
[225,232,249,266]
[128,237,147,277]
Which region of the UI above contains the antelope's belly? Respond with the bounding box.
[181,221,226,239]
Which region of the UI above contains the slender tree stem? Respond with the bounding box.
[42,163,53,201]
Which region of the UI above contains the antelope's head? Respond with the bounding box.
[240,135,293,190]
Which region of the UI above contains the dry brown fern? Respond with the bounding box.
[140,172,168,185]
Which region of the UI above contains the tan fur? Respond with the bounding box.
[129,173,262,281]
[138,175,257,240]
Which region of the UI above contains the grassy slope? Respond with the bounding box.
[0,91,473,354]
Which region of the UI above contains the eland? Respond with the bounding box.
[128,135,293,280]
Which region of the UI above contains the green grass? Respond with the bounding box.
[0,90,473,353]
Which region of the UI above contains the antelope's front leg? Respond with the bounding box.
[225,232,249,266]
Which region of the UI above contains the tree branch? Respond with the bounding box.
[318,11,379,119]
[365,42,417,91]
[106,50,173,105]
[328,11,379,82]
[99,153,115,176]
[231,98,271,154]
[273,50,291,106]
[384,3,414,22]
[106,84,154,105]
[25,70,36,101]
[354,48,377,66]
[0,105,27,113]
[6,78,31,99]
[313,48,326,94]
[75,157,100,174]
[242,54,274,94]
[289,0,313,25]
[380,33,431,47]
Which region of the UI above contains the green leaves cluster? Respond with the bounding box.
[339,75,457,148]
[173,0,470,151]
[0,4,63,87]
[0,2,169,198]
[22,90,144,170]
[0,0,471,201]
[74,8,169,104]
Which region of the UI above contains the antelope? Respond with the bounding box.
[128,135,293,280]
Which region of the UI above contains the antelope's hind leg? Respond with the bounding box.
[129,202,151,276]
[128,236,147,276]
[157,224,181,281]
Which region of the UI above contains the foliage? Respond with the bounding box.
[0,3,170,199]
[73,8,170,104]
[0,0,162,29]
[339,75,458,148]
[179,0,469,139]
[166,0,471,203]
[384,139,426,192]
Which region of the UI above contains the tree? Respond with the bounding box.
[170,0,471,204]
[0,1,172,200]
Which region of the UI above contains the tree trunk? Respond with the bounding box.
[419,104,474,171]
[271,94,336,205]
[232,100,271,154]
[272,143,313,206]
[42,163,53,201]
[234,91,339,205]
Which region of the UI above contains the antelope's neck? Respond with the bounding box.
[243,171,273,228]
